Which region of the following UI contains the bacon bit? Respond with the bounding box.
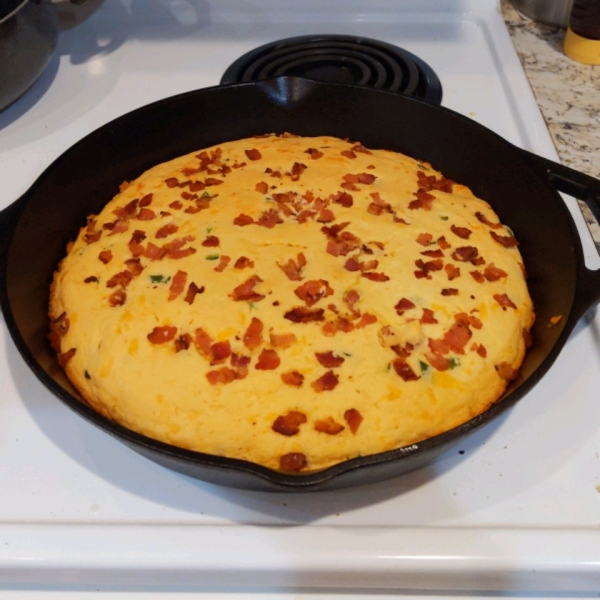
[167,270,187,301]
[341,181,359,191]
[484,263,508,281]
[490,231,519,247]
[277,252,307,281]
[351,143,372,154]
[272,411,307,436]
[421,308,438,324]
[393,359,420,381]
[181,191,196,201]
[451,246,483,265]
[231,256,252,270]
[231,354,251,370]
[548,315,563,327]
[202,235,219,247]
[395,297,416,315]
[496,362,519,381]
[143,242,166,261]
[477,344,487,358]
[175,333,193,352]
[315,351,345,368]
[445,264,460,280]
[255,348,280,370]
[316,208,335,223]
[341,150,356,159]
[523,328,533,348]
[169,201,183,210]
[343,289,361,316]
[268,169,282,178]
[270,332,297,348]
[119,181,130,192]
[280,452,307,472]
[426,353,450,371]
[311,370,339,392]
[245,149,262,160]
[305,148,324,159]
[181,167,200,176]
[242,317,263,351]
[470,271,485,283]
[164,237,197,260]
[209,340,231,365]
[184,282,203,305]
[342,409,362,434]
[108,219,129,236]
[84,231,102,244]
[356,313,377,328]
[466,314,483,329]
[138,193,152,207]
[314,417,344,435]
[476,211,502,229]
[205,177,224,186]
[106,270,133,289]
[130,230,146,245]
[367,203,383,216]
[441,288,458,296]
[421,249,444,258]
[257,208,282,229]
[294,279,333,307]
[147,325,177,344]
[165,177,179,188]
[108,289,127,307]
[84,276,99,283]
[213,255,230,273]
[417,170,454,193]
[429,319,472,356]
[113,199,139,219]
[360,259,379,272]
[415,258,443,276]
[417,233,433,246]
[124,258,143,277]
[255,181,268,194]
[409,190,435,211]
[98,250,112,264]
[58,348,76,368]
[451,225,471,239]
[342,257,359,272]
[286,162,307,181]
[48,312,70,351]
[194,327,212,356]
[156,223,179,239]
[285,307,325,323]
[494,293,517,310]
[137,208,156,221]
[438,236,450,250]
[231,275,265,302]
[234,214,254,226]
[362,272,390,282]
[281,371,304,387]
[343,173,376,185]
[322,316,354,336]
[189,180,206,192]
[206,367,237,385]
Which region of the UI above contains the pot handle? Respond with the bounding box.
[522,149,600,314]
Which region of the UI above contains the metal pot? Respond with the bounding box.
[510,0,575,28]
[0,0,59,111]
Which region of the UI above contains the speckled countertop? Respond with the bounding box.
[501,0,600,240]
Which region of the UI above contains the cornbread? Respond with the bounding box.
[49,134,534,472]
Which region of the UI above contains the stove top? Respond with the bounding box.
[1,0,599,595]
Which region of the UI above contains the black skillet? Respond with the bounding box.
[1,76,600,492]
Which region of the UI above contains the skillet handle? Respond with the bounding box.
[521,149,600,314]
[0,197,26,286]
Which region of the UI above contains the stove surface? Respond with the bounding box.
[1,0,600,593]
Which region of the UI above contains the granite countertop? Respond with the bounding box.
[501,0,600,241]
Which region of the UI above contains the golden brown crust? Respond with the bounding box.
[49,134,535,472]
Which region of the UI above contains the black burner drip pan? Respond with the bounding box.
[221,34,442,104]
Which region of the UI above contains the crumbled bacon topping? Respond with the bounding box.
[98,250,112,264]
[155,224,179,239]
[243,317,263,350]
[421,308,438,324]
[113,199,139,219]
[108,289,127,307]
[417,233,433,246]
[234,214,254,226]
[362,272,390,282]
[206,367,237,385]
[441,288,458,296]
[496,362,519,381]
[231,275,265,302]
[168,270,188,301]
[202,235,219,247]
[409,190,435,211]
[484,263,508,281]
[279,452,307,472]
[164,237,197,259]
[314,417,344,435]
[395,298,416,315]
[84,276,98,283]
[257,208,283,229]
[106,270,133,289]
[255,348,280,370]
[470,271,485,283]
[476,211,502,229]
[392,359,420,381]
[451,225,471,239]
[210,340,232,365]
[58,348,76,369]
[344,408,363,434]
[490,231,519,247]
[355,313,377,328]
[494,293,517,309]
[278,252,306,281]
[245,149,262,160]
[294,279,334,307]
[175,333,192,352]
[281,371,304,387]
[234,256,254,270]
[315,351,345,368]
[194,327,212,356]
[255,181,268,194]
[284,307,325,323]
[214,255,230,272]
[147,325,177,344]
[144,242,167,261]
[445,264,460,280]
[341,150,356,159]
[137,208,156,221]
[270,332,297,348]
[451,246,484,265]
[272,411,307,436]
[351,142,371,154]
[311,370,339,392]
[305,148,324,159]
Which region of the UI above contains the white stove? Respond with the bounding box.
[1,0,600,595]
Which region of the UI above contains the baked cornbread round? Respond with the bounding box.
[49,134,534,473]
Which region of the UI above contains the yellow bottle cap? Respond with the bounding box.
[564,27,600,64]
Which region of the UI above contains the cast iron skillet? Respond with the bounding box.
[2,77,600,492]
